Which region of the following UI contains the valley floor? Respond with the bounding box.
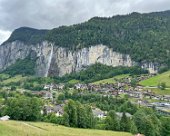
[0,121,132,136]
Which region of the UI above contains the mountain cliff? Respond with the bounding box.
[1,10,170,77]
[0,41,134,76]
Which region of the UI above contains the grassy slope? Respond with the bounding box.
[139,71,170,87]
[92,74,129,85]
[0,121,132,136]
[144,88,170,95]
[68,79,80,84]
[1,75,28,84]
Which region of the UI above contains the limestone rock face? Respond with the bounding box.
[75,45,133,71]
[0,41,53,76]
[0,41,157,77]
[141,62,158,74]
[0,41,30,70]
[49,44,134,76]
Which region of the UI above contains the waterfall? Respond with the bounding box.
[45,44,53,77]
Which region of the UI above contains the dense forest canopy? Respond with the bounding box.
[3,27,48,45]
[3,10,170,68]
[54,63,148,83]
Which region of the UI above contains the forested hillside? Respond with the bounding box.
[3,57,36,76]
[54,63,148,83]
[3,10,170,70]
[3,27,48,44]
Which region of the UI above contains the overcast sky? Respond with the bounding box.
[0,0,170,44]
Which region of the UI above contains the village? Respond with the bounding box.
[30,74,170,119]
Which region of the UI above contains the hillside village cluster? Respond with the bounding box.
[32,75,170,118]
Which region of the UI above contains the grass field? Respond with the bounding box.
[139,71,170,87]
[0,121,132,136]
[144,87,170,95]
[1,75,28,84]
[93,74,129,85]
[68,79,80,84]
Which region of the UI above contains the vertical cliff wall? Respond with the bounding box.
[0,41,157,77]
[50,44,134,76]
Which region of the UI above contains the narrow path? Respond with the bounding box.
[22,122,39,129]
[22,122,47,131]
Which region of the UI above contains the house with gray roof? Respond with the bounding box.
[43,104,64,117]
[92,108,107,119]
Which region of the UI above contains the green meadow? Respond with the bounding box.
[92,74,129,85]
[139,71,170,87]
[0,121,132,136]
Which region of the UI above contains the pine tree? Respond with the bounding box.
[160,117,170,136]
[62,113,69,126]
[86,105,96,128]
[77,102,87,128]
[64,100,78,127]
[130,119,138,134]
[120,112,130,132]
[105,110,119,131]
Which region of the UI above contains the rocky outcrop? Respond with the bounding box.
[0,41,157,77]
[141,62,159,74]
[0,41,52,76]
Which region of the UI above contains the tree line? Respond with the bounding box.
[54,63,148,83]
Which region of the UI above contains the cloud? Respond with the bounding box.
[0,30,11,44]
[0,0,170,43]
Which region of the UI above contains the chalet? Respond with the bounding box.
[74,83,88,90]
[0,115,10,121]
[54,84,65,90]
[97,88,110,94]
[43,91,53,99]
[43,106,53,114]
[53,104,64,116]
[92,108,107,119]
[44,84,53,91]
[88,84,101,91]
[137,99,149,106]
[129,91,143,99]
[43,104,64,117]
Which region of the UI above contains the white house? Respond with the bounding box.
[55,84,65,90]
[92,108,106,119]
[74,83,88,90]
[0,115,10,121]
[44,84,53,91]
[53,104,64,117]
[43,104,64,117]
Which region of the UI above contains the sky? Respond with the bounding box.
[0,0,170,44]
